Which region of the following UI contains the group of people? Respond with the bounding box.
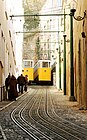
[5,73,28,101]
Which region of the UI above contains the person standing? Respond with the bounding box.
[5,73,11,91]
[17,74,25,93]
[9,74,18,101]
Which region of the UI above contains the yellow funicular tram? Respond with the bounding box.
[34,60,52,85]
[22,60,34,84]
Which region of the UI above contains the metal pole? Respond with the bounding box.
[63,35,66,95]
[69,10,75,101]
[10,13,68,18]
[59,45,61,90]
[63,9,66,95]
[16,31,64,34]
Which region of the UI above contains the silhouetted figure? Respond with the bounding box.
[17,74,25,93]
[8,74,18,101]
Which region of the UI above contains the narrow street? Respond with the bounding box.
[0,0,87,139]
[0,86,87,140]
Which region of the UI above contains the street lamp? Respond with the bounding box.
[69,9,86,101]
[71,8,86,39]
[71,9,86,21]
[63,34,66,95]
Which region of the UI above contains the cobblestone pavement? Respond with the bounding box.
[0,86,87,126]
[0,92,25,111]
[0,86,87,140]
[49,87,87,121]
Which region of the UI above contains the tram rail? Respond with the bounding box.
[0,86,87,139]
[47,89,87,135]
[11,89,52,140]
[45,89,87,140]
[23,89,66,140]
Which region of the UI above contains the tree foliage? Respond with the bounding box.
[22,0,45,60]
[36,37,40,59]
[23,0,45,31]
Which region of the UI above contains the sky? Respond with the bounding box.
[58,0,62,6]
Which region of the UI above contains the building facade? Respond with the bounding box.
[0,0,24,100]
[0,0,15,86]
[73,0,87,109]
[39,0,64,88]
[62,0,87,109]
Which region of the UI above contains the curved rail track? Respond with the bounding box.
[0,86,87,139]
[45,88,87,140]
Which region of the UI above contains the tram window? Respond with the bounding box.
[24,61,30,67]
[42,62,48,67]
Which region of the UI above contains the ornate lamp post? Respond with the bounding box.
[69,9,86,101]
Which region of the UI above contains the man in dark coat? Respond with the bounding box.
[9,74,18,101]
[17,74,25,93]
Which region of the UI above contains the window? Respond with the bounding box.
[1,31,4,37]
[5,11,8,20]
[11,41,13,48]
[61,18,64,26]
[23,61,30,67]
[9,30,11,38]
[42,62,48,67]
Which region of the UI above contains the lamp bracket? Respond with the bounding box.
[74,11,86,21]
